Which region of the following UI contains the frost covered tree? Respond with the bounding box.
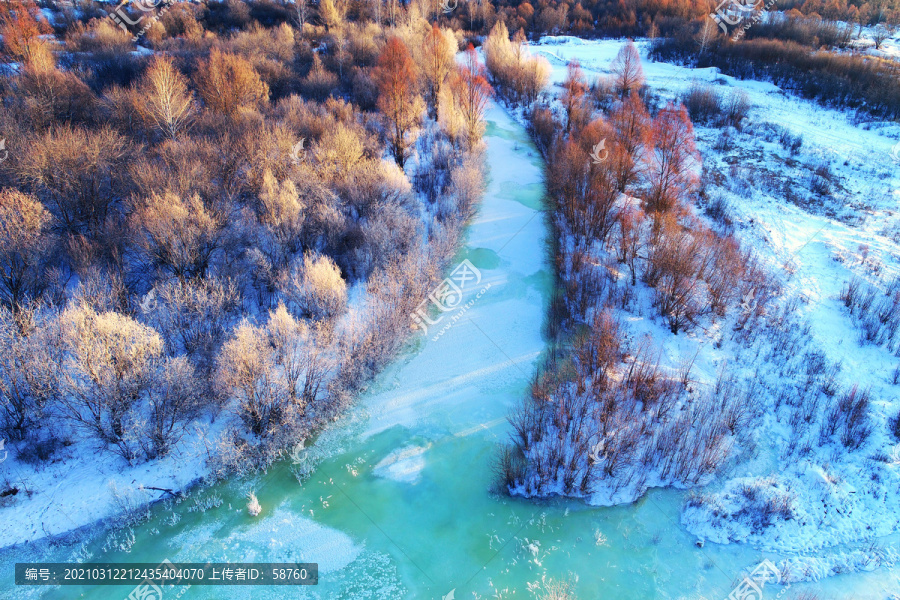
[484,21,549,105]
[194,49,269,116]
[452,45,493,148]
[217,306,329,437]
[0,189,51,310]
[280,253,348,321]
[301,54,339,101]
[0,305,60,439]
[217,320,290,437]
[258,170,306,267]
[136,56,196,140]
[130,192,224,283]
[266,303,333,406]
[145,277,241,377]
[59,304,165,461]
[484,21,514,88]
[311,124,365,184]
[318,0,347,32]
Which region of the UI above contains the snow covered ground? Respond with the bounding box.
[0,416,227,549]
[529,35,900,584]
[849,23,900,61]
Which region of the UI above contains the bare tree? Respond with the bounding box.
[17,126,132,233]
[646,102,699,213]
[560,60,588,133]
[136,55,196,140]
[451,45,493,148]
[610,40,645,98]
[420,23,456,119]
[608,92,650,192]
[294,0,311,29]
[141,356,201,459]
[0,0,53,68]
[873,24,896,50]
[146,276,241,377]
[374,37,424,168]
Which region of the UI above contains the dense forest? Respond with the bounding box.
[0,0,492,475]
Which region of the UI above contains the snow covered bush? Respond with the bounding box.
[484,21,550,106]
[820,385,873,451]
[193,49,269,117]
[681,83,723,125]
[144,276,242,378]
[0,188,52,309]
[0,305,60,440]
[683,477,797,543]
[246,491,262,517]
[58,304,164,461]
[129,191,224,284]
[216,320,296,437]
[498,42,771,506]
[841,275,900,352]
[280,252,347,321]
[681,84,750,130]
